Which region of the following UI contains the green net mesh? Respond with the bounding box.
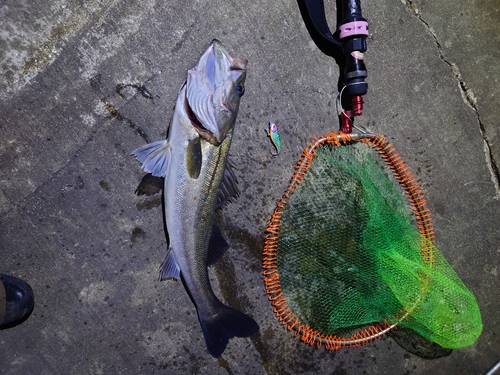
[263,133,482,350]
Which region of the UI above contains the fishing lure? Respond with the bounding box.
[266,122,281,156]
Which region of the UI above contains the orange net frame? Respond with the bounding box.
[262,132,436,350]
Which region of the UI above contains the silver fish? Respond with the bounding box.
[132,40,258,357]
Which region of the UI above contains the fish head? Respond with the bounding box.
[185,40,247,145]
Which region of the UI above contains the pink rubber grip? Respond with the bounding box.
[338,21,369,39]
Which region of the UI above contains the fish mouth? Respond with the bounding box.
[184,40,245,146]
[184,95,221,146]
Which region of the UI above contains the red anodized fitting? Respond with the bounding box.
[351,95,364,117]
[341,111,353,134]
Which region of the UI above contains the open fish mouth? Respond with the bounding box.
[184,95,217,142]
[184,41,226,145]
[184,90,228,146]
[184,85,231,146]
[184,40,246,146]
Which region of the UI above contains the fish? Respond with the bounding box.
[132,40,258,357]
[266,122,281,156]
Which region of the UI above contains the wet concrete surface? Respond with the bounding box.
[1,0,499,374]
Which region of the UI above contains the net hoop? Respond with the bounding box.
[263,132,436,350]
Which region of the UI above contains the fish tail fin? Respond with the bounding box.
[199,305,259,358]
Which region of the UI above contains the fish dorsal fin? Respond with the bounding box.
[132,140,170,177]
[207,222,229,266]
[159,248,180,281]
[215,157,239,209]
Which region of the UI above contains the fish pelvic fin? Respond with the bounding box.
[132,140,170,177]
[159,248,180,281]
[199,304,259,358]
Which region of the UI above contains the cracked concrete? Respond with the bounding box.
[1,0,499,374]
[404,0,500,198]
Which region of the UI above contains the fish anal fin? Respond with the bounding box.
[206,222,229,266]
[132,140,170,177]
[159,248,180,281]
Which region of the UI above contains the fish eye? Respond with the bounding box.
[236,84,245,96]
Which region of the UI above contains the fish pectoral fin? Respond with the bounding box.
[215,157,239,209]
[199,304,259,358]
[206,222,229,266]
[159,248,180,281]
[132,140,170,177]
[135,173,164,196]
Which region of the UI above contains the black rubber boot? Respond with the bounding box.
[0,274,35,329]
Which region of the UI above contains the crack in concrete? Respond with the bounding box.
[101,97,151,144]
[404,0,500,198]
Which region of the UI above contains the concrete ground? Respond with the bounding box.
[1,0,499,374]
